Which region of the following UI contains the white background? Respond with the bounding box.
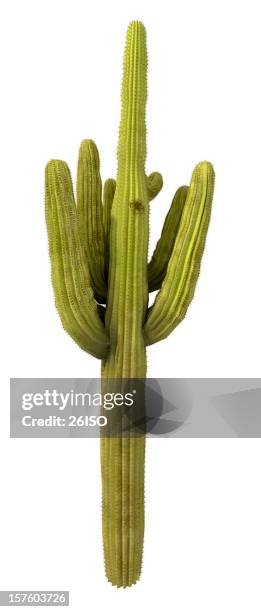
[1,0,261,610]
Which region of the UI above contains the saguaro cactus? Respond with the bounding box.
[45,21,215,587]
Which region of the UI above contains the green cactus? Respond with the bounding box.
[45,20,215,587]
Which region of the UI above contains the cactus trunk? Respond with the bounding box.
[100,22,148,586]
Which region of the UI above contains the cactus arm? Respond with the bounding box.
[76,139,107,303]
[148,185,188,291]
[45,160,109,359]
[147,171,163,201]
[144,161,215,345]
[103,178,116,278]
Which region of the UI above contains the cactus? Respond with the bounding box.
[45,20,215,587]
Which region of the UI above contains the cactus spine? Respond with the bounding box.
[45,21,215,587]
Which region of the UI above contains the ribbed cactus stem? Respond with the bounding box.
[101,21,148,587]
[104,21,148,378]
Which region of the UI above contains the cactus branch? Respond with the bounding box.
[148,185,188,291]
[103,178,116,278]
[45,160,109,359]
[147,171,163,201]
[144,161,215,345]
[77,139,107,303]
